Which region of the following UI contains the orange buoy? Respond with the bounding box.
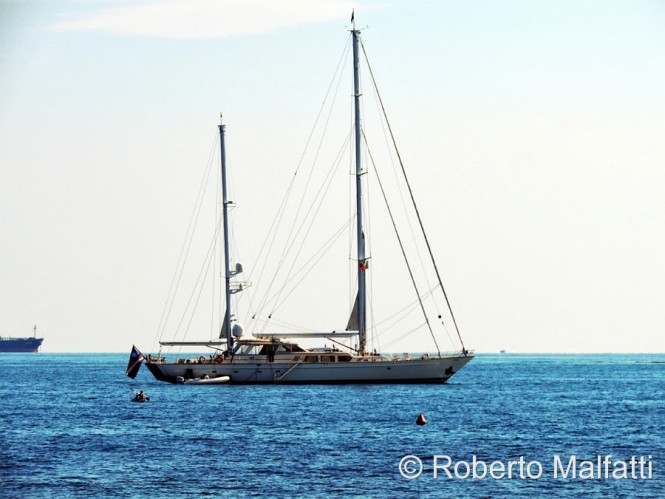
[416,413,427,426]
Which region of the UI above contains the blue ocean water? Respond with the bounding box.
[1,353,663,497]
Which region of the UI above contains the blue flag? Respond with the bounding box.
[126,345,145,379]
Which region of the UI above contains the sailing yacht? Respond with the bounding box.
[140,18,473,384]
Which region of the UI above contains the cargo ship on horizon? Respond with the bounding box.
[0,325,44,353]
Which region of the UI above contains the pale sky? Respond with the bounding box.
[1,0,664,353]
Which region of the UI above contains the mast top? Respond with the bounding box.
[350,9,363,33]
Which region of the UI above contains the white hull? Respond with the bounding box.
[146,355,473,384]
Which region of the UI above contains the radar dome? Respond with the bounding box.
[232,323,244,338]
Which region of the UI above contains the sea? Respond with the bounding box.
[1,353,663,498]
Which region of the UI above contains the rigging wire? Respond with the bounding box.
[265,132,352,318]
[373,289,456,351]
[260,70,350,319]
[211,147,221,339]
[173,215,224,342]
[360,37,467,353]
[268,215,352,316]
[381,321,428,350]
[362,131,441,355]
[367,66,435,300]
[247,35,352,332]
[373,285,437,328]
[242,176,297,326]
[374,302,424,338]
[151,134,218,352]
[267,317,316,333]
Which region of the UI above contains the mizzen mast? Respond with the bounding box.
[219,116,233,352]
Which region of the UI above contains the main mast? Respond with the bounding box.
[352,18,367,355]
[219,117,233,352]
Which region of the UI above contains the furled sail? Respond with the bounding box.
[219,310,227,339]
[346,293,359,331]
